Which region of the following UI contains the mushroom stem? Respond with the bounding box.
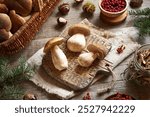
[51,45,68,71]
[78,52,97,67]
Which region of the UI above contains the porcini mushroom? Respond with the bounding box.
[0,3,8,13]
[44,37,68,71]
[9,10,26,34]
[4,0,32,16]
[23,93,37,100]
[0,13,12,31]
[0,29,9,43]
[67,24,90,52]
[78,44,107,67]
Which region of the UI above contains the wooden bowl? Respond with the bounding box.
[99,0,128,18]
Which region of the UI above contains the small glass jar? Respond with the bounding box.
[127,44,150,85]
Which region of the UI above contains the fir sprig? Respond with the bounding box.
[129,8,150,37]
[0,57,34,100]
[129,8,150,16]
[134,17,150,36]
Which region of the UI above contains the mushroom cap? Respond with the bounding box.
[9,10,26,34]
[4,0,33,16]
[0,13,12,31]
[0,3,8,13]
[0,29,9,43]
[87,44,107,60]
[68,24,90,36]
[44,37,64,53]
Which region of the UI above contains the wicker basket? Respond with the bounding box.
[0,0,60,56]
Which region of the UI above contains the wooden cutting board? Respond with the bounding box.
[42,33,112,91]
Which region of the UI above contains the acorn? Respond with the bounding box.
[82,2,96,14]
[58,3,70,15]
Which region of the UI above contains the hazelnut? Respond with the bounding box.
[58,3,70,15]
[23,93,37,100]
[57,17,67,26]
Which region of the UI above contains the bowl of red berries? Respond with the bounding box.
[105,93,135,100]
[99,0,128,17]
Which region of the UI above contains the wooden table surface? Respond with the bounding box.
[12,0,150,100]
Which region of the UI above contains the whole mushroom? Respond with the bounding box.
[0,3,8,13]
[9,10,26,34]
[23,93,37,100]
[0,13,12,31]
[67,24,90,52]
[0,29,9,43]
[78,44,107,67]
[4,0,32,16]
[0,13,12,43]
[44,37,68,71]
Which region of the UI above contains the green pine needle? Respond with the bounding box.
[0,57,35,100]
[134,17,150,36]
[129,8,150,16]
[129,8,150,37]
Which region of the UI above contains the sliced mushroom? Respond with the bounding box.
[9,10,26,34]
[44,37,68,71]
[0,13,12,31]
[78,44,107,67]
[67,24,90,52]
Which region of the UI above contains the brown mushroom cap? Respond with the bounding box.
[9,10,26,34]
[68,24,90,36]
[0,3,8,13]
[0,29,9,43]
[44,37,64,53]
[87,44,107,60]
[4,0,32,16]
[0,13,12,31]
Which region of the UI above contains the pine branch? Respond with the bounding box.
[129,8,150,16]
[129,8,150,37]
[134,17,150,36]
[0,85,24,100]
[0,57,35,99]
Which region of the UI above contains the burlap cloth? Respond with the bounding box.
[27,19,140,99]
